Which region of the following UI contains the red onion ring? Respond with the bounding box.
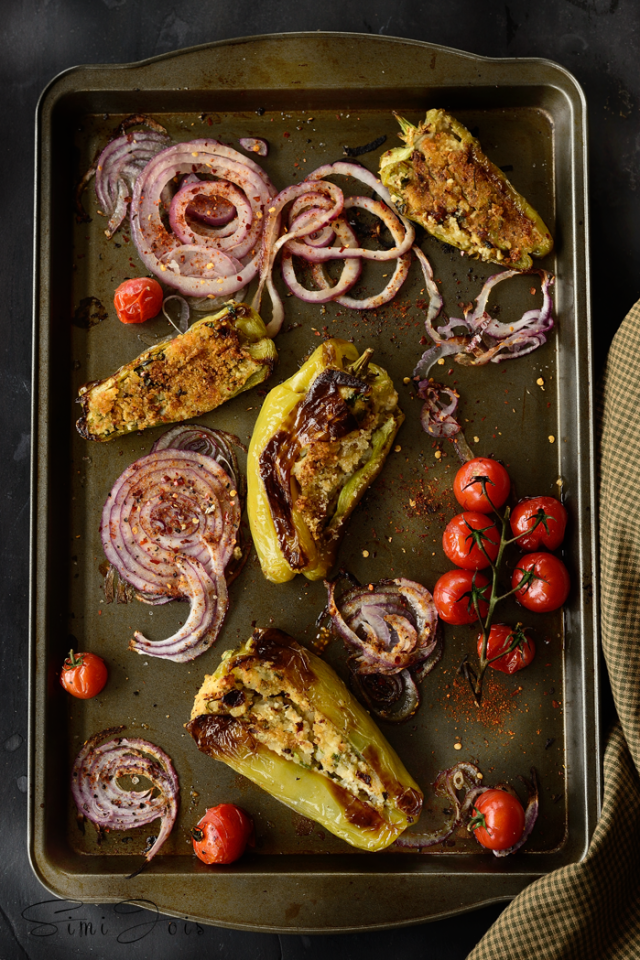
[92,129,170,238]
[71,727,179,862]
[414,270,555,379]
[282,216,362,304]
[413,246,444,335]
[393,762,486,850]
[252,180,344,334]
[100,448,241,661]
[325,576,439,676]
[130,139,276,298]
[309,197,412,309]
[252,164,415,329]
[169,181,254,253]
[150,425,245,498]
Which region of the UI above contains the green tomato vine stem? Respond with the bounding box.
[467,503,546,702]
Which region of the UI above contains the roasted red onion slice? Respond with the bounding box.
[282,216,362,304]
[130,139,276,298]
[252,180,344,334]
[414,270,555,378]
[394,763,539,855]
[418,382,462,439]
[100,448,241,661]
[239,137,269,157]
[161,295,190,335]
[350,667,420,722]
[94,129,170,238]
[413,246,444,335]
[492,769,540,858]
[150,425,246,502]
[71,727,179,862]
[131,554,228,662]
[309,197,412,309]
[394,762,485,850]
[326,576,439,675]
[253,162,415,333]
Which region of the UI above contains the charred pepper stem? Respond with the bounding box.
[247,338,404,583]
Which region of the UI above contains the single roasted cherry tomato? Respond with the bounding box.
[510,496,568,551]
[453,457,511,513]
[477,623,535,674]
[60,650,108,699]
[191,804,255,865]
[469,789,525,851]
[113,277,163,324]
[512,552,570,612]
[443,512,500,570]
[433,569,491,625]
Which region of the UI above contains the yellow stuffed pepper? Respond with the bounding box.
[186,628,423,852]
[77,301,277,441]
[246,338,403,583]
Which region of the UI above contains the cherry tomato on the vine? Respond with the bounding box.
[510,496,568,551]
[114,277,163,324]
[191,804,255,865]
[453,457,511,513]
[469,789,525,851]
[477,623,535,674]
[60,650,108,699]
[433,569,491,625]
[443,512,500,570]
[512,552,570,613]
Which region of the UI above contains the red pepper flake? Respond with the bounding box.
[552,699,561,709]
[283,132,290,138]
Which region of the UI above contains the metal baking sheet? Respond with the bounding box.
[30,32,599,932]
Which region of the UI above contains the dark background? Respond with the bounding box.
[2,1,637,958]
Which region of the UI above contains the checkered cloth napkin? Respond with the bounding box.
[468,301,640,959]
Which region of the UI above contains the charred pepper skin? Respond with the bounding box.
[76,301,277,441]
[186,628,423,852]
[246,338,404,583]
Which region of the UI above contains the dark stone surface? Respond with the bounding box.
[1,1,636,957]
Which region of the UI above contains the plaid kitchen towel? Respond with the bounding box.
[468,300,640,960]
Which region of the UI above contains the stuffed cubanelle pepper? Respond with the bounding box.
[77,301,277,441]
[186,628,423,851]
[246,338,403,583]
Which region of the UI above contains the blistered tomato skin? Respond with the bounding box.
[453,458,510,513]
[510,497,568,551]
[478,624,535,674]
[512,552,570,613]
[442,512,500,570]
[433,569,491,625]
[470,789,525,851]
[60,651,108,699]
[114,277,163,324]
[191,804,255,865]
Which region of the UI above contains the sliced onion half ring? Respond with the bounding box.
[71,727,179,862]
[90,128,170,238]
[150,425,246,498]
[100,448,241,661]
[326,576,439,676]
